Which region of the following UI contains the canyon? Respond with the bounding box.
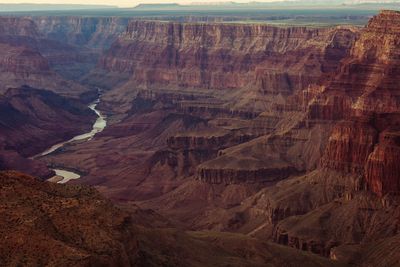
[0,8,400,266]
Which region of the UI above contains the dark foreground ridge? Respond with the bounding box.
[0,171,340,267]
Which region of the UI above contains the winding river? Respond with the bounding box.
[34,97,107,183]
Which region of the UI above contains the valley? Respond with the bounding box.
[35,92,107,183]
[0,6,400,266]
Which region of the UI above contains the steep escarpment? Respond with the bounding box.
[0,17,92,97]
[26,11,400,265]
[98,21,357,108]
[318,10,400,196]
[46,21,358,208]
[0,171,341,267]
[0,43,50,75]
[70,22,357,195]
[130,11,400,261]
[0,17,40,37]
[0,86,95,178]
[30,16,130,49]
[252,10,400,258]
[25,16,131,80]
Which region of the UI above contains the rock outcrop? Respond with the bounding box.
[29,16,130,49]
[0,86,96,177]
[318,10,400,196]
[250,10,400,257]
[7,10,399,265]
[0,17,92,97]
[0,170,340,267]
[97,21,357,110]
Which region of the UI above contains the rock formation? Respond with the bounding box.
[1,10,400,266]
[98,21,357,109]
[0,86,96,177]
[0,17,92,97]
[0,171,340,267]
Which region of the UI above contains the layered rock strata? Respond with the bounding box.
[0,170,341,267]
[0,86,95,177]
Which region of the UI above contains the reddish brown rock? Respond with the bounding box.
[321,118,378,174]
[0,86,95,177]
[0,171,339,267]
[249,10,400,258]
[29,16,130,49]
[0,43,50,75]
[316,10,400,196]
[19,11,400,265]
[365,131,400,197]
[96,21,357,112]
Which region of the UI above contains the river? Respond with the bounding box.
[34,96,107,183]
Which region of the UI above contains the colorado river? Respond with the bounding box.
[34,94,107,183]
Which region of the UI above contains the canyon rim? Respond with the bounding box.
[1,2,400,267]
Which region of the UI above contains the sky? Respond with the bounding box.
[1,0,282,8]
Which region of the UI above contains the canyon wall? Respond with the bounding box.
[98,21,357,110]
[29,16,130,49]
[92,11,400,261]
[318,10,400,196]
[0,17,93,97]
[261,10,400,258]
[0,86,96,178]
[1,11,398,264]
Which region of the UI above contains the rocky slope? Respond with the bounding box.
[0,17,92,98]
[42,21,358,203]
[0,16,116,87]
[27,16,131,80]
[30,16,130,49]
[0,86,95,178]
[315,10,400,196]
[97,21,357,109]
[47,21,357,198]
[233,9,400,259]
[8,10,400,265]
[0,171,343,267]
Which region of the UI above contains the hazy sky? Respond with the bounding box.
[1,0,280,8]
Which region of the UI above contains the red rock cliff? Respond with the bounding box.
[99,21,356,95]
[318,10,400,196]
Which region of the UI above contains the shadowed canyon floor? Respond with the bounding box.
[1,8,400,266]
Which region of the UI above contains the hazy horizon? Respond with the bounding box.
[0,0,286,8]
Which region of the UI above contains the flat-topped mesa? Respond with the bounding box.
[197,166,299,184]
[99,20,356,95]
[167,131,253,151]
